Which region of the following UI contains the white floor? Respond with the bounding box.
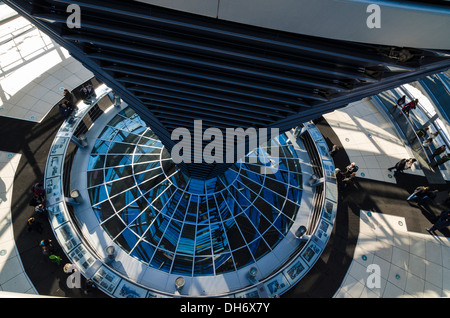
[323,98,424,184]
[334,210,450,298]
[0,9,93,122]
[0,151,37,295]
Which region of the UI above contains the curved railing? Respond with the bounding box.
[372,91,431,163]
[44,95,337,298]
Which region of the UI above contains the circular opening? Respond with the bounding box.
[85,107,305,277]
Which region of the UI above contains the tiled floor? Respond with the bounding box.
[323,98,424,184]
[0,151,37,295]
[334,210,450,298]
[0,10,93,122]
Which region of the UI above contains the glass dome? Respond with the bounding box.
[86,107,303,276]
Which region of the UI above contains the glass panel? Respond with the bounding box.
[171,254,193,275]
[234,214,257,244]
[184,196,198,223]
[194,256,214,276]
[224,219,243,251]
[176,223,196,255]
[128,207,154,237]
[88,154,106,170]
[159,219,182,253]
[92,200,116,223]
[104,165,133,181]
[98,126,118,141]
[231,246,254,269]
[113,130,140,144]
[117,201,142,224]
[108,142,136,154]
[161,189,182,219]
[105,154,133,167]
[149,248,173,273]
[195,224,212,256]
[263,225,283,249]
[210,222,230,254]
[172,192,189,221]
[250,237,271,261]
[119,107,135,118]
[102,215,126,239]
[92,139,111,154]
[214,253,235,274]
[144,214,169,245]
[106,176,136,197]
[87,170,104,188]
[88,184,108,205]
[130,240,155,264]
[114,227,139,253]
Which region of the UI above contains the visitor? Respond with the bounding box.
[422,132,439,149]
[388,158,416,175]
[392,95,406,112]
[29,193,47,215]
[29,193,45,207]
[40,239,56,254]
[342,172,357,188]
[401,98,418,117]
[397,95,406,107]
[431,145,446,159]
[49,254,62,265]
[58,100,74,120]
[113,92,121,107]
[335,168,345,183]
[63,263,77,275]
[407,186,438,205]
[63,88,75,105]
[26,217,43,233]
[345,162,359,176]
[84,279,96,295]
[329,144,339,157]
[80,82,96,104]
[431,153,450,169]
[427,210,450,233]
[31,182,45,198]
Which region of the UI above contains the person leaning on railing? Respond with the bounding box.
[422,131,439,150]
[431,145,446,160]
[58,100,74,120]
[431,153,450,169]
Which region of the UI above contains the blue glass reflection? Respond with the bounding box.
[87,107,304,276]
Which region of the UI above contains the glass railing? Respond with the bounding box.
[372,90,431,164]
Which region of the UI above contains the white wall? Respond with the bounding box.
[135,0,450,49]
